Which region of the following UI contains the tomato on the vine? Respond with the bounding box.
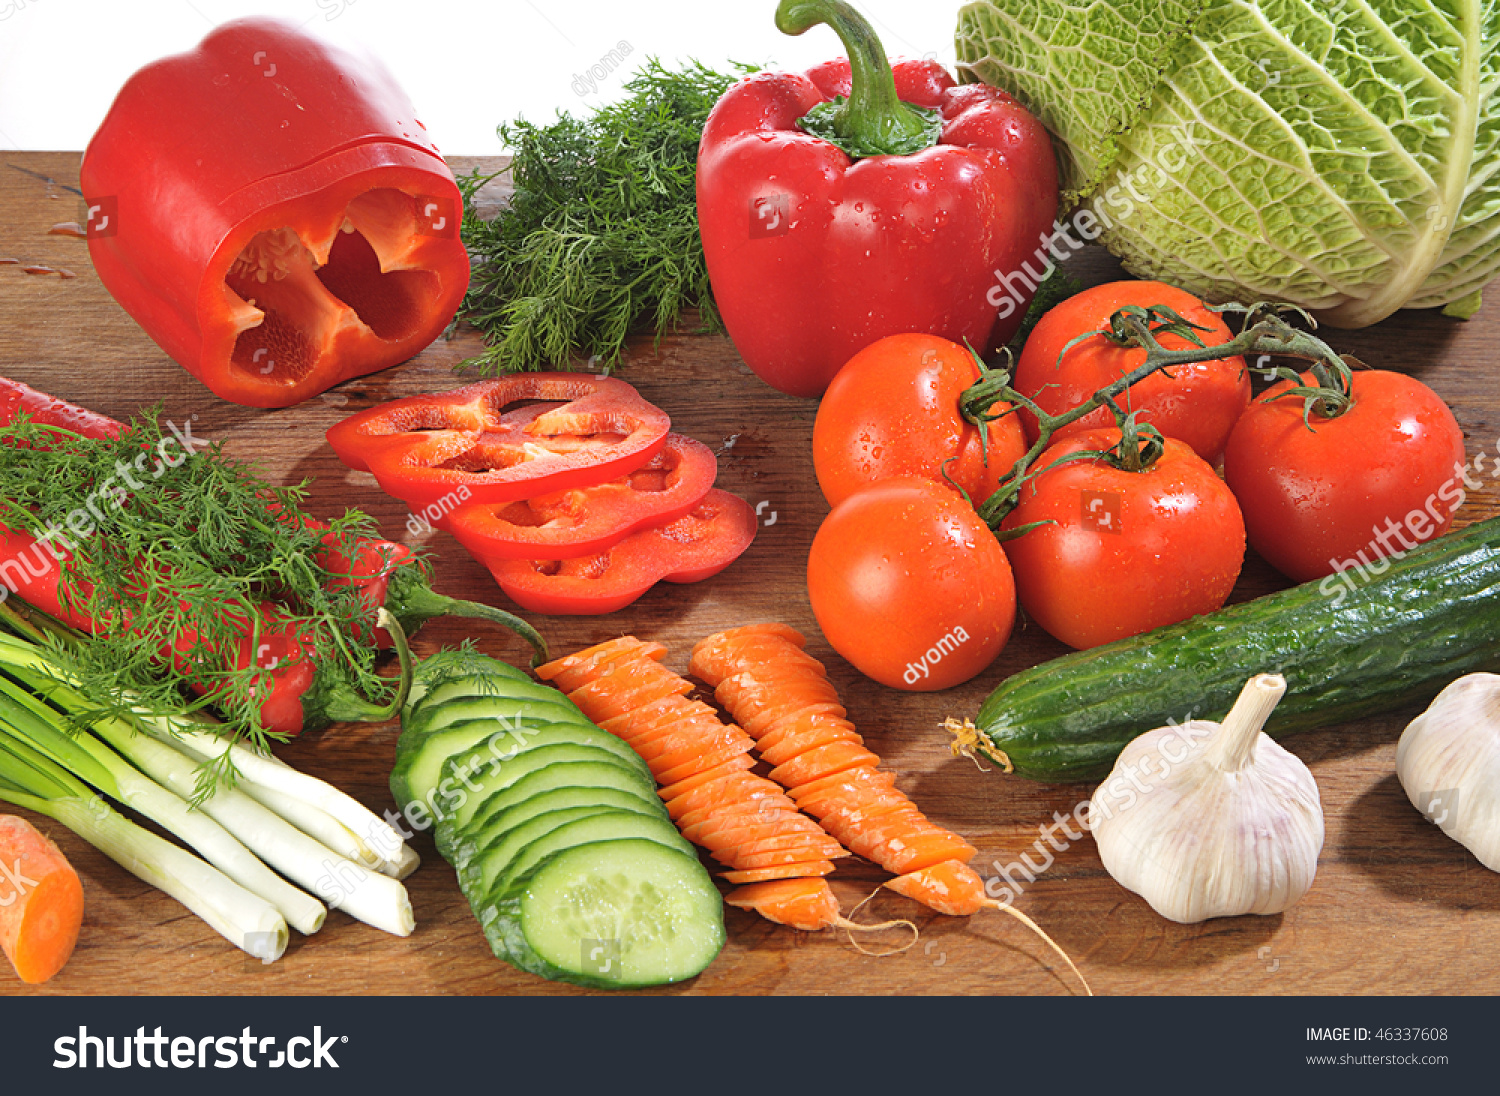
[1000,428,1245,650]
[1223,369,1467,583]
[807,475,1015,690]
[813,333,1027,507]
[1012,281,1251,465]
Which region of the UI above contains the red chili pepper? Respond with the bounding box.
[0,377,547,735]
[80,18,470,409]
[696,0,1058,398]
[326,374,672,509]
[443,433,718,563]
[484,490,757,615]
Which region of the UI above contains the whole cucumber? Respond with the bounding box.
[968,515,1500,783]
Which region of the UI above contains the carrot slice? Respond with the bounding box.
[675,794,799,834]
[715,831,848,862]
[756,709,860,756]
[841,805,937,859]
[723,860,836,884]
[724,878,839,931]
[655,738,757,787]
[790,766,900,807]
[635,723,748,769]
[0,816,83,985]
[743,700,849,742]
[690,623,808,680]
[719,845,849,870]
[886,860,987,917]
[665,772,789,820]
[536,636,663,690]
[868,829,979,875]
[682,810,825,849]
[768,742,885,787]
[567,662,692,720]
[656,754,756,802]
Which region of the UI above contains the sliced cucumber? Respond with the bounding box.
[408,671,564,720]
[392,713,593,811]
[406,653,531,709]
[458,805,617,900]
[443,723,652,792]
[406,688,585,739]
[456,785,663,894]
[483,811,695,907]
[484,839,725,989]
[438,757,659,858]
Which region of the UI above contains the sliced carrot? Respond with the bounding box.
[724,878,839,931]
[715,675,841,729]
[714,831,848,863]
[789,766,900,807]
[720,845,849,870]
[885,860,987,917]
[743,700,849,742]
[675,794,799,834]
[535,636,662,690]
[689,623,807,680]
[656,754,756,802]
[723,860,836,885]
[0,815,83,985]
[867,829,978,875]
[809,794,920,835]
[768,742,885,787]
[655,738,757,787]
[567,661,692,720]
[682,811,825,849]
[665,773,790,820]
[634,723,747,769]
[842,805,939,860]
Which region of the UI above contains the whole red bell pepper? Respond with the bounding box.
[80,18,470,409]
[696,0,1058,398]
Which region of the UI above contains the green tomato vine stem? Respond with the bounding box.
[962,301,1359,531]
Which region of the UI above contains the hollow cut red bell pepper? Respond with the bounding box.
[80,18,470,409]
[696,0,1058,398]
[486,490,757,615]
[444,433,718,562]
[327,374,672,510]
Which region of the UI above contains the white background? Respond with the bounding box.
[0,0,959,154]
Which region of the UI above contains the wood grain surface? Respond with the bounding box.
[1,151,1498,997]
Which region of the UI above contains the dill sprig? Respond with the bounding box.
[0,410,405,759]
[459,58,755,375]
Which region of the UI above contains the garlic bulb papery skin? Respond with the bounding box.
[1396,673,1500,871]
[1088,674,1325,925]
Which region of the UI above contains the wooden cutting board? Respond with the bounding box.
[1,150,1498,997]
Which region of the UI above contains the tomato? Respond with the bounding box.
[1222,369,1467,583]
[813,333,1027,507]
[807,476,1015,690]
[1000,428,1245,650]
[1012,281,1251,465]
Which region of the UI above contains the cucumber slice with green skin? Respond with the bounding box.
[392,713,588,811]
[407,659,531,711]
[455,786,663,894]
[406,688,585,739]
[459,805,619,900]
[392,713,646,813]
[407,671,559,722]
[483,839,725,989]
[436,758,659,859]
[482,811,696,910]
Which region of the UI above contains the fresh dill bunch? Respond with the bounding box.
[0,409,406,758]
[459,57,755,376]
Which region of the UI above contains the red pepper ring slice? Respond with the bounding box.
[485,489,757,615]
[444,433,719,562]
[326,374,671,508]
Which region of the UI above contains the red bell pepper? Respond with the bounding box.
[485,490,757,615]
[696,0,1058,398]
[0,377,547,736]
[80,18,470,409]
[444,433,718,562]
[327,374,671,510]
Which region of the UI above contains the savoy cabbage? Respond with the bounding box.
[955,0,1500,325]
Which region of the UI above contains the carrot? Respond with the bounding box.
[725,878,842,931]
[0,815,83,985]
[537,638,858,932]
[691,622,1091,995]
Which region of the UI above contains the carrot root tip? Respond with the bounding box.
[982,899,1093,997]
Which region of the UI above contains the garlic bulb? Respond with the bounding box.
[1396,673,1500,871]
[1088,674,1324,924]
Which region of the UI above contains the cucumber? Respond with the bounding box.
[438,758,660,859]
[406,651,530,709]
[407,672,557,721]
[456,786,662,895]
[462,805,655,899]
[973,514,1500,782]
[482,839,724,989]
[482,810,696,909]
[443,722,653,789]
[392,714,648,812]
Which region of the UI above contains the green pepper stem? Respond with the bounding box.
[776,0,936,157]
